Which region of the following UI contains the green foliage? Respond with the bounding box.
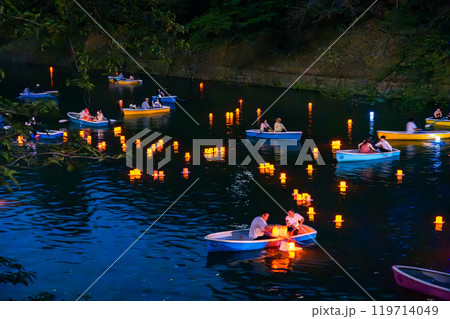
[0,256,36,286]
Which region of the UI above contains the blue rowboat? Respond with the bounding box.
[152,96,177,104]
[18,91,58,99]
[245,129,302,140]
[336,149,400,162]
[31,130,65,140]
[67,112,109,128]
[205,225,317,252]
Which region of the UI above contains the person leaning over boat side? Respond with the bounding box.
[358,137,377,153]
[152,98,162,108]
[80,108,91,121]
[285,209,305,236]
[260,120,272,132]
[95,111,104,121]
[249,211,271,240]
[375,135,393,153]
[141,98,151,109]
[274,118,287,132]
[406,117,421,133]
[433,107,443,119]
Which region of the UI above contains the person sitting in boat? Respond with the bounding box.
[285,209,304,236]
[433,107,443,119]
[157,88,165,97]
[23,87,31,94]
[375,135,393,153]
[152,98,162,108]
[129,75,134,80]
[406,117,421,133]
[141,98,151,109]
[274,118,287,132]
[249,211,271,240]
[358,137,377,153]
[260,120,272,132]
[118,73,124,80]
[95,111,104,121]
[35,84,42,93]
[80,108,91,121]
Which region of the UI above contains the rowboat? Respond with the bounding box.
[108,76,142,85]
[205,225,316,252]
[152,96,177,104]
[30,130,65,140]
[245,129,302,141]
[425,117,450,127]
[393,265,450,300]
[122,106,171,116]
[18,91,58,99]
[67,112,109,127]
[377,130,450,140]
[336,149,400,162]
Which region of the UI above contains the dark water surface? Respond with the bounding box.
[0,64,448,301]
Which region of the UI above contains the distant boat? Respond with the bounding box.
[30,130,65,140]
[18,91,59,99]
[377,130,450,140]
[108,76,142,85]
[425,117,450,127]
[205,225,317,252]
[336,149,400,162]
[67,112,109,128]
[152,96,178,104]
[245,129,302,141]
[122,106,171,117]
[393,265,450,300]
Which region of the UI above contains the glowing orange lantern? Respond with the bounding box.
[199,82,204,91]
[292,189,298,196]
[332,140,341,150]
[334,215,344,228]
[396,170,404,177]
[347,119,352,124]
[87,136,92,145]
[238,99,243,105]
[120,136,125,143]
[185,152,191,161]
[119,100,123,108]
[79,131,85,138]
[308,102,312,107]
[122,143,127,152]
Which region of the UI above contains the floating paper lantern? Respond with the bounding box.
[120,136,125,143]
[199,82,204,91]
[121,143,127,152]
[87,136,92,145]
[185,152,191,161]
[334,215,344,223]
[292,189,298,196]
[434,216,444,224]
[347,119,352,124]
[370,111,374,121]
[308,102,312,107]
[238,99,243,105]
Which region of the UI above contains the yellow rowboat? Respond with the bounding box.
[108,76,142,85]
[122,106,170,116]
[425,117,450,127]
[377,130,450,140]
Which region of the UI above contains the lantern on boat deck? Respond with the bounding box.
[87,135,92,145]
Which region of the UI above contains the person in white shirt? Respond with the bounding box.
[152,98,162,108]
[249,212,270,240]
[141,98,151,109]
[406,117,421,133]
[274,118,287,132]
[285,209,304,235]
[375,135,393,152]
[260,120,272,132]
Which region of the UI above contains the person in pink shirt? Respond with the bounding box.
[358,137,377,153]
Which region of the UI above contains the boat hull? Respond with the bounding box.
[152,96,177,103]
[32,131,65,140]
[336,149,400,162]
[245,129,302,140]
[425,117,450,127]
[377,130,450,140]
[108,76,142,85]
[123,107,170,116]
[67,112,109,128]
[393,265,450,300]
[18,91,58,99]
[205,226,317,252]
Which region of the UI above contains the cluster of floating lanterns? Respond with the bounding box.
[259,162,275,175]
[97,141,106,151]
[292,189,313,205]
[152,170,165,181]
[204,147,226,160]
[129,168,142,180]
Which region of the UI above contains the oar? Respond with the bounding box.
[176,97,187,102]
[59,119,69,123]
[425,117,445,128]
